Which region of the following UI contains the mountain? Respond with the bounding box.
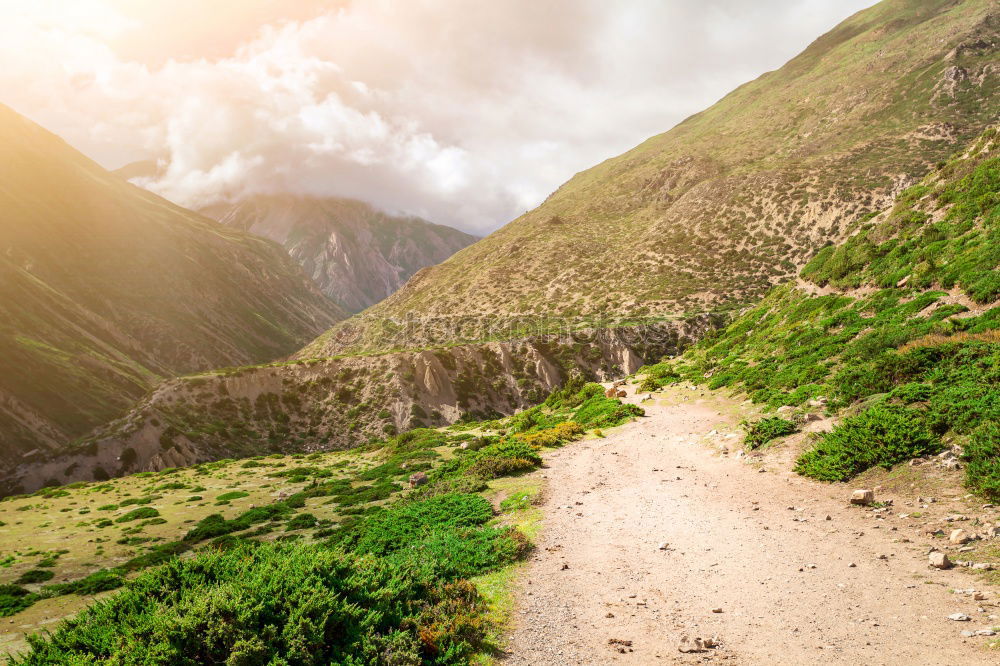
[0,105,345,472]
[201,195,478,312]
[304,0,999,357]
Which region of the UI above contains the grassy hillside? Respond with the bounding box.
[0,106,345,470]
[305,0,999,357]
[639,126,1000,496]
[0,383,639,663]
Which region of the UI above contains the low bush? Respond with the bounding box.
[572,394,644,429]
[11,543,491,665]
[0,585,37,617]
[741,417,798,450]
[16,569,54,585]
[515,422,583,448]
[794,405,940,481]
[962,423,1000,500]
[115,507,159,523]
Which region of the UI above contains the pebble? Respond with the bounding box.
[947,614,970,622]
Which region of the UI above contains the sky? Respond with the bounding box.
[0,0,877,234]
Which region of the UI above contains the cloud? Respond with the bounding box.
[0,0,877,233]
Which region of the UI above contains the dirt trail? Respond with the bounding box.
[502,387,999,665]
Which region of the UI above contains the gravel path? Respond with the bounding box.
[501,388,998,664]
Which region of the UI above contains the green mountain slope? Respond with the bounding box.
[0,105,346,469]
[305,0,998,357]
[641,125,1000,496]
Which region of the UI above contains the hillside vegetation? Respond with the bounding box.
[0,106,344,473]
[305,0,999,357]
[1,383,640,663]
[640,126,1000,496]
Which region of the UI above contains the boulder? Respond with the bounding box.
[408,471,429,488]
[850,489,875,506]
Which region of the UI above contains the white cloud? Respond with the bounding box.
[0,0,877,233]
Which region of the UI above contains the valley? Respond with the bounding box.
[0,0,998,663]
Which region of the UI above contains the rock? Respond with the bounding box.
[848,562,857,568]
[658,542,669,550]
[850,489,875,506]
[776,406,794,415]
[929,551,952,569]
[961,630,976,637]
[408,471,428,488]
[459,442,469,450]
[948,613,971,621]
[711,607,723,613]
[678,636,706,653]
[604,387,618,398]
[974,592,986,601]
[977,629,997,636]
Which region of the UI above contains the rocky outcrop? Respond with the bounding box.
[3,316,720,494]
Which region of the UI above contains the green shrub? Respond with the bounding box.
[215,491,249,502]
[42,569,125,597]
[285,513,318,531]
[115,507,159,523]
[11,543,491,665]
[741,417,798,450]
[572,394,644,429]
[0,585,37,617]
[16,569,54,585]
[795,405,940,481]
[962,423,1000,500]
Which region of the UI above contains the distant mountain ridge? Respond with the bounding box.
[201,195,478,312]
[0,105,345,472]
[304,0,999,357]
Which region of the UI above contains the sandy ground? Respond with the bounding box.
[502,387,999,665]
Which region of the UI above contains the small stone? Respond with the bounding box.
[973,592,986,601]
[711,607,723,613]
[976,629,996,636]
[850,489,875,506]
[560,563,569,570]
[961,630,975,637]
[408,471,428,488]
[949,529,971,545]
[929,552,952,569]
[658,542,669,550]
[948,613,971,622]
[848,562,857,568]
